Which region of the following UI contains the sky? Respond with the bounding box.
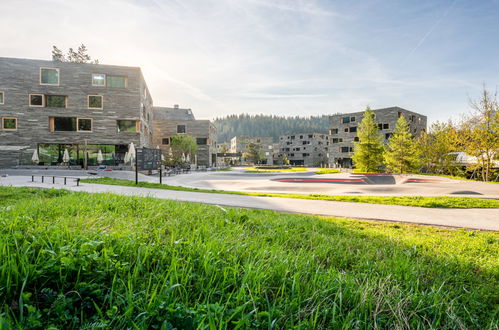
[1,0,498,122]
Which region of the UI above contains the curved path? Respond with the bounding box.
[1,175,498,231]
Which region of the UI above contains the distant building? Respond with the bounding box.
[328,106,427,168]
[278,133,329,166]
[152,105,216,167]
[0,57,153,168]
[229,136,273,164]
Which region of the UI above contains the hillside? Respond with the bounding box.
[213,114,331,143]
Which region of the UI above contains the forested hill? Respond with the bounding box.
[213,114,330,143]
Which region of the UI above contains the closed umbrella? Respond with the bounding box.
[97,150,103,164]
[124,151,130,164]
[128,142,136,164]
[186,154,190,163]
[181,153,186,162]
[31,149,39,164]
[195,154,197,165]
[63,149,70,163]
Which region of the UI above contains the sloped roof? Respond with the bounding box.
[153,106,196,121]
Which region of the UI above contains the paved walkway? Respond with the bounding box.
[1,175,498,231]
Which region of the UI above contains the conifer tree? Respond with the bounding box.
[384,116,420,173]
[351,107,384,172]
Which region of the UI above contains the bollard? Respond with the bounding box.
[64,177,67,185]
[32,175,34,182]
[76,178,80,186]
[52,176,55,184]
[42,176,44,183]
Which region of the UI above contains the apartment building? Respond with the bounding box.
[152,105,216,167]
[278,133,329,166]
[229,136,273,164]
[329,106,427,168]
[0,57,153,168]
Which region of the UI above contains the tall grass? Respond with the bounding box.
[0,187,497,328]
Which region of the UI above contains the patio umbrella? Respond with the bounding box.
[124,151,130,164]
[195,154,197,165]
[186,154,190,163]
[181,153,186,162]
[31,149,39,164]
[128,142,136,164]
[97,150,103,164]
[63,149,70,163]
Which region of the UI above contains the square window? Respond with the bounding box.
[117,120,138,132]
[354,137,359,142]
[0,92,4,104]
[383,123,389,129]
[92,73,106,86]
[378,123,383,130]
[78,118,92,132]
[177,125,186,133]
[3,117,17,130]
[341,147,349,153]
[196,138,207,145]
[350,117,356,122]
[40,68,59,85]
[46,95,67,108]
[107,75,127,88]
[88,95,103,109]
[29,94,44,107]
[342,117,350,124]
[162,138,170,145]
[344,128,349,132]
[330,128,338,135]
[349,126,357,133]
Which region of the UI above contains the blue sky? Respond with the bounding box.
[1,0,498,122]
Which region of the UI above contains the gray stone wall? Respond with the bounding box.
[0,57,152,168]
[278,133,329,166]
[328,106,427,167]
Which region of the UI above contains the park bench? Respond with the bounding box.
[31,175,81,186]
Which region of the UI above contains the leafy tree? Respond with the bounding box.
[459,87,499,181]
[170,135,198,165]
[282,153,290,165]
[244,143,264,164]
[351,107,384,172]
[384,116,420,173]
[52,44,99,64]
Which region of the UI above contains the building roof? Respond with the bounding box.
[153,106,196,121]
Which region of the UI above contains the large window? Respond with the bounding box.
[0,92,4,104]
[29,94,44,107]
[349,126,357,133]
[330,128,338,135]
[40,68,59,85]
[88,95,103,109]
[92,73,106,86]
[77,118,92,132]
[107,76,127,88]
[341,147,349,153]
[162,138,170,145]
[117,120,138,132]
[46,95,67,108]
[177,125,186,133]
[196,138,207,145]
[2,117,17,130]
[342,117,350,124]
[52,117,77,131]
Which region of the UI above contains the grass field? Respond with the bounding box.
[244,167,341,174]
[0,186,497,328]
[81,177,499,208]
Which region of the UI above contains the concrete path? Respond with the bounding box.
[1,175,498,231]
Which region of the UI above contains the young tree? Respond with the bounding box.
[244,143,264,164]
[460,87,499,181]
[384,116,420,173]
[282,153,290,165]
[351,107,384,172]
[170,135,198,165]
[51,44,99,64]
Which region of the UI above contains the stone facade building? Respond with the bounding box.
[278,133,329,166]
[328,106,427,168]
[0,57,153,168]
[229,136,273,164]
[152,105,216,167]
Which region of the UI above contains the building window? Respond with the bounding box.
[354,136,359,142]
[330,128,338,135]
[299,135,303,139]
[107,75,127,88]
[2,117,17,130]
[349,147,353,152]
[383,123,389,129]
[378,123,383,130]
[46,95,67,108]
[332,138,339,143]
[29,94,44,107]
[196,138,208,145]
[341,147,349,153]
[349,126,357,133]
[52,117,77,131]
[177,125,186,133]
[398,111,402,118]
[88,95,103,109]
[350,116,356,122]
[308,134,313,138]
[385,133,391,139]
[40,68,59,85]
[77,118,92,132]
[344,128,349,132]
[0,92,4,104]
[342,117,350,124]
[303,153,309,157]
[92,73,106,86]
[117,120,139,132]
[162,138,170,145]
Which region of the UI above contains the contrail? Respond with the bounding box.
[403,0,457,63]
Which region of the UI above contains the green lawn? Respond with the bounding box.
[81,177,499,208]
[0,186,497,328]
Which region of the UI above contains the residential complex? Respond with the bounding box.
[229,136,274,164]
[152,105,216,167]
[328,106,427,168]
[0,57,153,168]
[278,133,329,166]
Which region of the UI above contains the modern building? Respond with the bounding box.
[278,133,329,166]
[152,105,216,167]
[0,57,153,168]
[229,136,273,164]
[328,106,427,168]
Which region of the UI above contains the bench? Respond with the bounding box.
[31,175,81,186]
